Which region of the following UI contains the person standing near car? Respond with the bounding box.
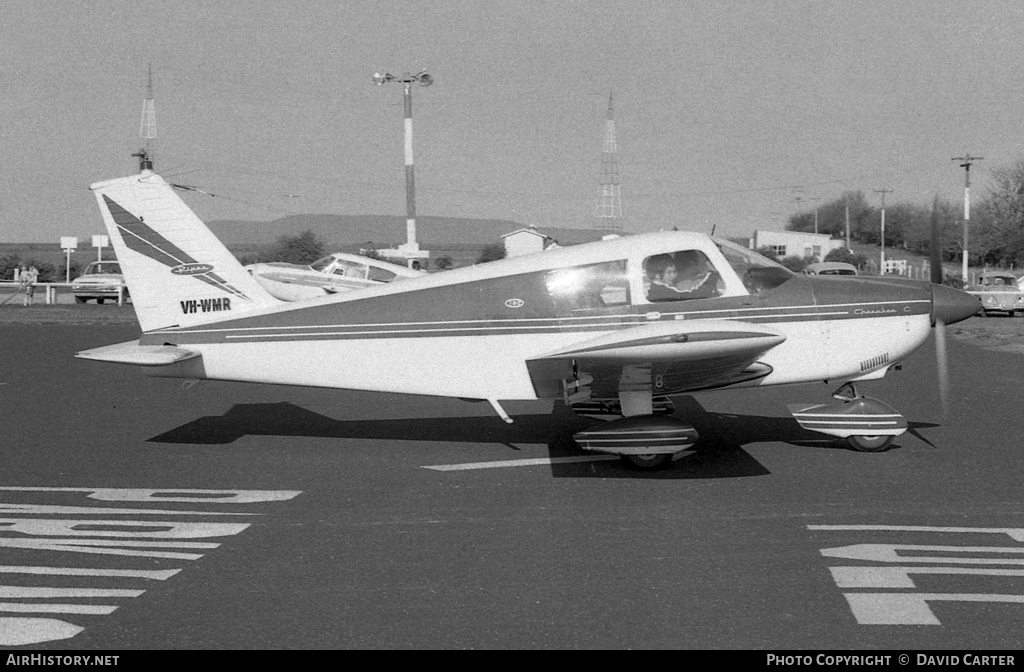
[21,265,38,306]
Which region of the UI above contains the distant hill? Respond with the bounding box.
[207,214,606,248]
[0,216,614,276]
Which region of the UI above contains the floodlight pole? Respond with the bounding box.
[373,70,433,261]
[953,154,982,285]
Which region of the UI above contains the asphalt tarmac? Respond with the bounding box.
[2,322,1023,650]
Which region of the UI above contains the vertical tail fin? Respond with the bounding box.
[90,172,280,332]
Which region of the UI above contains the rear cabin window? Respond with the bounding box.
[545,260,630,312]
[714,238,794,295]
[643,250,722,303]
[332,260,369,279]
[368,266,398,283]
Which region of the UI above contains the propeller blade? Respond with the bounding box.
[931,195,951,419]
[935,318,949,419]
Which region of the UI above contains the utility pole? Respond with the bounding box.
[874,188,893,274]
[844,194,851,248]
[952,154,983,285]
[808,197,821,234]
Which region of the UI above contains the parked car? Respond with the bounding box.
[72,261,129,304]
[966,271,1024,317]
[804,261,858,276]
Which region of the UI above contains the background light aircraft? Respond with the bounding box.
[77,171,981,469]
[246,253,426,302]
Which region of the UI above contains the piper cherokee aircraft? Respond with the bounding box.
[77,171,981,469]
[246,252,426,302]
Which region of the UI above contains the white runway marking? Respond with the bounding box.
[423,455,619,471]
[0,618,83,646]
[830,565,1024,588]
[0,565,179,580]
[844,593,1024,626]
[810,524,1024,541]
[816,523,1024,625]
[0,586,144,599]
[0,603,118,615]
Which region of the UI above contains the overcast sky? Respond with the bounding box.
[2,0,1023,243]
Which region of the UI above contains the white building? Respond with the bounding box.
[502,227,552,257]
[883,259,908,275]
[748,230,846,261]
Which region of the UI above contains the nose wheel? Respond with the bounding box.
[845,434,895,453]
[619,453,673,470]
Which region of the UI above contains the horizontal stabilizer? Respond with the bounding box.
[76,340,201,367]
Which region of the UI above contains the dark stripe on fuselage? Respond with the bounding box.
[139,270,934,346]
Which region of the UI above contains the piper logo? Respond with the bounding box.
[171,263,215,276]
[180,298,232,314]
[505,298,525,309]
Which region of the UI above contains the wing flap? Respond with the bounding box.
[75,340,201,367]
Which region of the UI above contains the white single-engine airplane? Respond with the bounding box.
[77,171,981,469]
[245,252,425,302]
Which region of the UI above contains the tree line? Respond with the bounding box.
[786,158,1024,270]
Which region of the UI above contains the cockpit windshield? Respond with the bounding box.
[712,237,795,294]
[310,256,334,272]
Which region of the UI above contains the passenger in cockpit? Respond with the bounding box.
[672,250,720,299]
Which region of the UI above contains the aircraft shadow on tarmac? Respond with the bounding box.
[147,396,937,480]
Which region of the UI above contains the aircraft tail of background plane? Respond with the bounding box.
[89,172,281,332]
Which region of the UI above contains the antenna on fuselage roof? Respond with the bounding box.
[710,225,716,236]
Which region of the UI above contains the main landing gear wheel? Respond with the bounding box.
[619,453,672,470]
[846,435,894,453]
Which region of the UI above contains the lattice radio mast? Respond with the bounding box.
[593,92,623,231]
[134,64,157,172]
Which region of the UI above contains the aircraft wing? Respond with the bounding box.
[526,319,786,399]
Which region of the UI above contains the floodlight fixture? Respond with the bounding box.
[373,70,434,87]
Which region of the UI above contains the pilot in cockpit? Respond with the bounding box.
[645,251,720,302]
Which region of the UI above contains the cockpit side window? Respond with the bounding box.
[643,250,722,303]
[545,259,630,312]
